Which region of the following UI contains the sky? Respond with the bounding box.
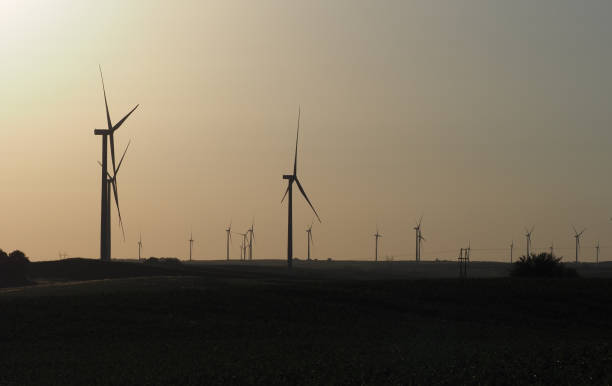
[1,0,612,262]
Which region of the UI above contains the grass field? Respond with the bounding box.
[1,259,611,384]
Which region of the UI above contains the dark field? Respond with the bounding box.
[1,259,612,385]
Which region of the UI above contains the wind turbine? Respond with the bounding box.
[596,240,600,264]
[510,240,514,263]
[248,220,255,261]
[138,233,142,261]
[414,217,425,262]
[550,241,554,256]
[572,225,586,263]
[93,66,138,261]
[189,231,194,262]
[373,227,382,262]
[235,232,247,261]
[281,107,321,268]
[306,221,314,261]
[225,222,232,261]
[524,226,534,257]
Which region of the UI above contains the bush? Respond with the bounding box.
[0,249,30,286]
[144,257,182,265]
[511,253,578,278]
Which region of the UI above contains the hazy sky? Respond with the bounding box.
[1,0,612,262]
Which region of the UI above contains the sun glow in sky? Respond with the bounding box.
[1,0,612,262]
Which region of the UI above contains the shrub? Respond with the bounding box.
[0,249,30,286]
[511,253,578,278]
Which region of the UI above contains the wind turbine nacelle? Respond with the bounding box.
[283,174,294,180]
[94,129,109,135]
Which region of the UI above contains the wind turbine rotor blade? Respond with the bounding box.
[114,140,131,175]
[281,185,290,203]
[112,104,139,132]
[97,161,113,179]
[531,226,535,233]
[111,179,125,241]
[418,215,423,228]
[572,225,578,235]
[99,65,112,131]
[295,177,321,222]
[293,106,300,176]
[310,232,314,245]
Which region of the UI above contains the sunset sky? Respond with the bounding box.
[1,0,612,262]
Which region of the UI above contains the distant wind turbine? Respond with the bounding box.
[138,233,142,261]
[248,220,255,261]
[596,240,600,264]
[572,225,586,263]
[93,66,138,261]
[235,232,247,261]
[306,221,314,261]
[373,227,382,262]
[281,107,321,268]
[550,241,554,256]
[510,240,514,263]
[414,217,425,262]
[189,231,194,262]
[524,226,535,256]
[225,222,232,261]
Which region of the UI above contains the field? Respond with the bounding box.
[1,259,612,384]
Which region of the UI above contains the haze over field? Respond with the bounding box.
[1,0,612,261]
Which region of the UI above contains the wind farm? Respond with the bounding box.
[3,1,612,384]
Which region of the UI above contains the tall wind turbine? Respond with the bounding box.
[306,221,314,261]
[524,226,534,257]
[138,233,142,261]
[281,107,321,268]
[374,227,382,262]
[572,225,586,263]
[225,222,232,261]
[510,240,514,263]
[94,66,138,261]
[189,231,194,262]
[248,220,255,261]
[596,240,600,264]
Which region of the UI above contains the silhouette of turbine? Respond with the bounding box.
[572,225,586,263]
[524,226,535,256]
[596,240,600,264]
[236,232,247,261]
[248,220,255,261]
[138,233,142,261]
[93,66,138,261]
[281,107,321,268]
[414,216,425,262]
[373,227,382,262]
[189,231,194,262]
[510,240,514,263]
[225,221,232,261]
[306,221,314,261]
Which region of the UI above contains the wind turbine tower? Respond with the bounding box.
[373,227,382,262]
[281,107,321,268]
[596,240,600,264]
[572,225,586,263]
[93,66,138,261]
[510,240,514,263]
